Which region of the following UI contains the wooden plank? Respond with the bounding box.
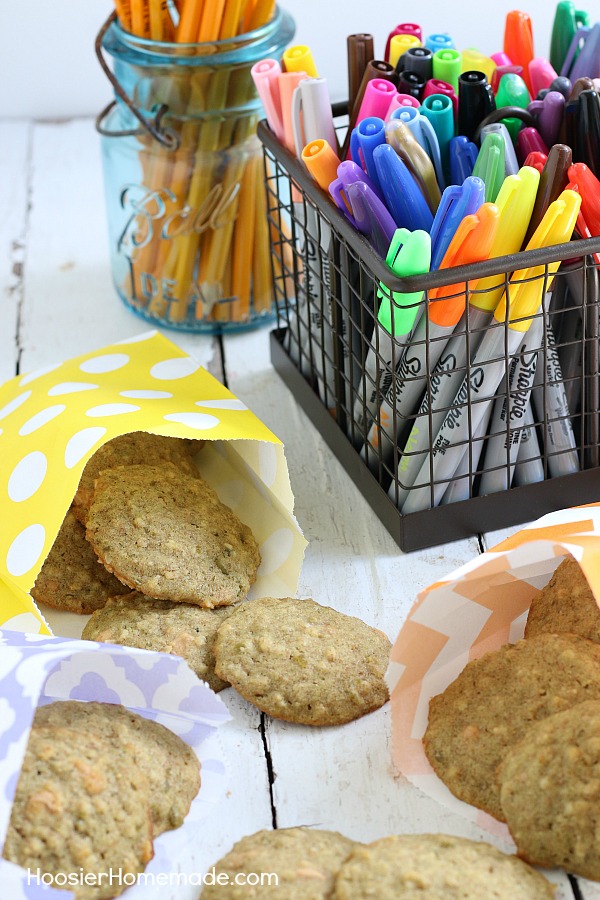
[19,119,221,377]
[0,120,31,384]
[222,326,574,898]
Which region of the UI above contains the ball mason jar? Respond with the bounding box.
[96,7,295,332]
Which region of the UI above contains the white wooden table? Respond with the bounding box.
[1,117,596,899]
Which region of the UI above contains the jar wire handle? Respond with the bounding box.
[94,12,180,150]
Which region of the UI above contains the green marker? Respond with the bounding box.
[353,229,431,442]
[495,73,531,142]
[432,48,462,93]
[472,132,505,202]
[550,0,589,73]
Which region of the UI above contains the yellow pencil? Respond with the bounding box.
[130,0,150,36]
[114,0,133,31]
[245,0,275,31]
[198,0,227,41]
[219,0,244,39]
[252,170,274,313]
[231,153,259,321]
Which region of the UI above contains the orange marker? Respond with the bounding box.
[302,139,340,191]
[428,202,500,326]
[504,10,535,93]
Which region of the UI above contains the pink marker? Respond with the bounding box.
[355,78,398,125]
[491,64,523,93]
[490,51,513,66]
[422,79,457,118]
[529,57,558,97]
[251,59,284,142]
[385,93,420,119]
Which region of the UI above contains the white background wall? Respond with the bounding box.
[0,0,588,119]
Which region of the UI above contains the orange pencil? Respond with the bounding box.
[114,0,132,31]
[198,0,227,41]
[177,0,206,41]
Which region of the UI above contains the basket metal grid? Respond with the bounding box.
[258,108,600,551]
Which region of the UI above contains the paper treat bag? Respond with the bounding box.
[0,330,307,635]
[0,629,231,899]
[388,503,600,840]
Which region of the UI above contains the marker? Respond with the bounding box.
[491,64,524,94]
[516,127,548,165]
[494,73,531,141]
[386,93,421,117]
[344,181,397,256]
[347,33,375,112]
[433,48,461,93]
[576,90,600,178]
[397,71,427,99]
[426,34,455,54]
[251,59,284,142]
[389,34,422,70]
[385,23,422,62]
[513,405,545,486]
[291,77,338,159]
[401,189,581,513]
[391,106,445,191]
[350,116,388,196]
[420,93,455,184]
[429,176,485,269]
[527,90,565,147]
[392,174,533,506]
[479,122,520,176]
[523,143,572,247]
[478,309,544,495]
[504,10,535,93]
[529,57,559,97]
[385,119,441,212]
[354,79,399,126]
[439,403,493,504]
[373,143,434,232]
[341,60,398,159]
[422,79,458,119]
[402,47,434,82]
[283,44,318,77]
[352,229,431,443]
[449,135,478,185]
[550,1,589,73]
[561,22,600,83]
[363,203,499,475]
[461,48,496,82]
[458,71,496,142]
[472,132,505,202]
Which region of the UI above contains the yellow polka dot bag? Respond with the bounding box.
[0,330,306,635]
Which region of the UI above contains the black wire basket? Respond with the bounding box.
[258,106,600,551]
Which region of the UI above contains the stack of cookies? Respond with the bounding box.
[2,700,201,900]
[201,827,554,898]
[423,557,600,881]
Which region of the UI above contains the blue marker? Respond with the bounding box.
[430,176,485,269]
[373,143,434,232]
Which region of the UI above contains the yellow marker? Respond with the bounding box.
[388,33,421,69]
[470,165,540,312]
[461,48,496,82]
[283,45,318,77]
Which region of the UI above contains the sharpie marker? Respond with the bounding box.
[363,203,499,475]
[439,403,493,504]
[401,189,581,513]
[352,229,431,444]
[513,405,545,486]
[478,309,544,495]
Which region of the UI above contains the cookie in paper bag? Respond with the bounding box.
[83,591,234,692]
[3,724,154,900]
[72,431,202,523]
[423,632,600,821]
[525,556,600,643]
[85,463,260,608]
[203,827,357,899]
[498,699,600,881]
[31,507,130,614]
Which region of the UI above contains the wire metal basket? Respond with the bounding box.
[258,108,600,551]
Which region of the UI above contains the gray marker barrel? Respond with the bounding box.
[389,305,492,508]
[478,315,542,495]
[441,402,493,504]
[531,317,579,477]
[513,405,545,486]
[401,324,525,513]
[362,313,456,474]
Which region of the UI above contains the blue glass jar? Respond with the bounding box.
[97,7,295,332]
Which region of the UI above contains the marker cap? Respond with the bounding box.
[377,228,431,334]
[516,127,549,166]
[389,33,422,70]
[503,10,535,92]
[529,57,559,97]
[568,162,600,235]
[282,45,318,77]
[385,23,423,63]
[461,48,496,82]
[426,34,455,54]
[347,33,375,111]
[302,139,340,192]
[523,150,547,172]
[457,70,496,142]
[449,135,478,185]
[422,79,458,118]
[433,48,462,93]
[472,132,505,202]
[495,189,582,331]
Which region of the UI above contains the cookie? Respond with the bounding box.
[73,431,202,523]
[30,507,130,614]
[202,827,357,899]
[34,700,200,834]
[85,463,260,608]
[333,834,554,899]
[213,597,390,725]
[525,557,600,643]
[82,591,233,691]
[3,724,154,900]
[423,632,600,821]
[499,699,600,881]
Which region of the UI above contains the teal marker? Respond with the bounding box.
[420,93,455,183]
[472,132,505,202]
[353,229,431,445]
